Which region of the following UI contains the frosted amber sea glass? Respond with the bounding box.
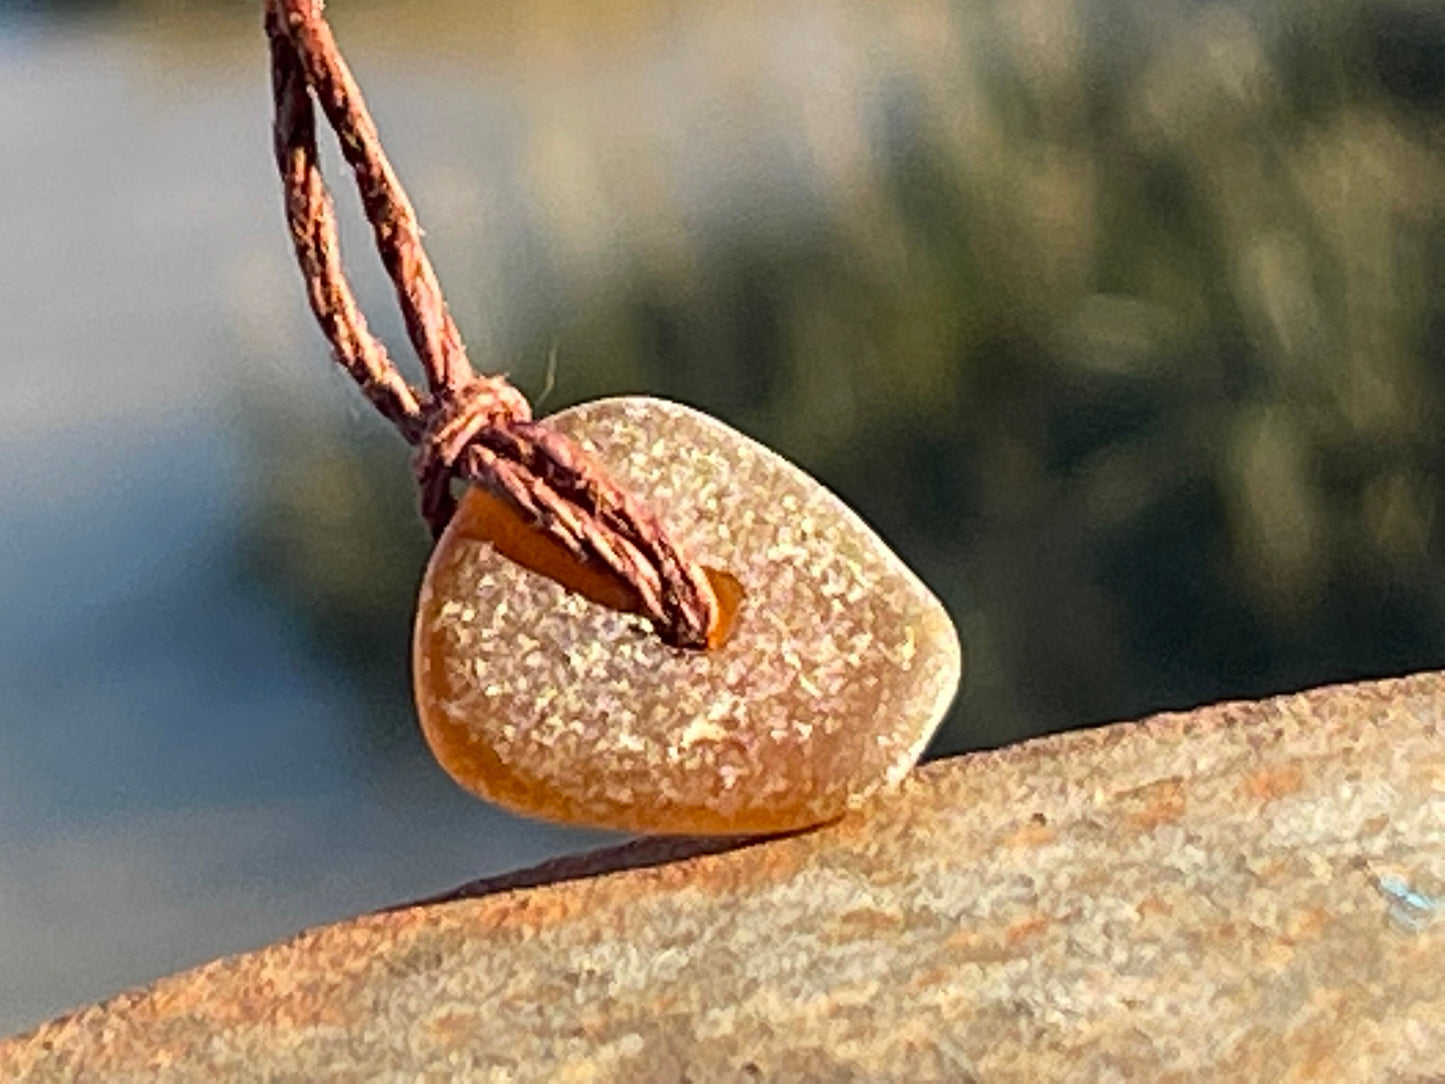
[414,397,962,835]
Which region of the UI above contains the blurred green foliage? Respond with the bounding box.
[240,0,1445,755]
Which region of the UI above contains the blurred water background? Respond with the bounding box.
[1,0,1442,1037]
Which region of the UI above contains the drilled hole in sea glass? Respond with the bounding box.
[413,397,961,836]
[445,486,745,649]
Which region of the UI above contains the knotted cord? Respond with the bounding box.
[265,0,718,649]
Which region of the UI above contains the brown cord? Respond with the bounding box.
[265,0,718,649]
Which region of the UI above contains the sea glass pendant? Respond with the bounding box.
[413,397,961,835]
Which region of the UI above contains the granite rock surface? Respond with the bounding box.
[2,672,1442,1081]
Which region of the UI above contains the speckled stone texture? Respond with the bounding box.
[415,396,961,834]
[4,672,1443,1081]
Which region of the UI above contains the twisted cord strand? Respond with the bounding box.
[266,0,719,648]
[268,14,425,440]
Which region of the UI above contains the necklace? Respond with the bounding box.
[265,0,960,835]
